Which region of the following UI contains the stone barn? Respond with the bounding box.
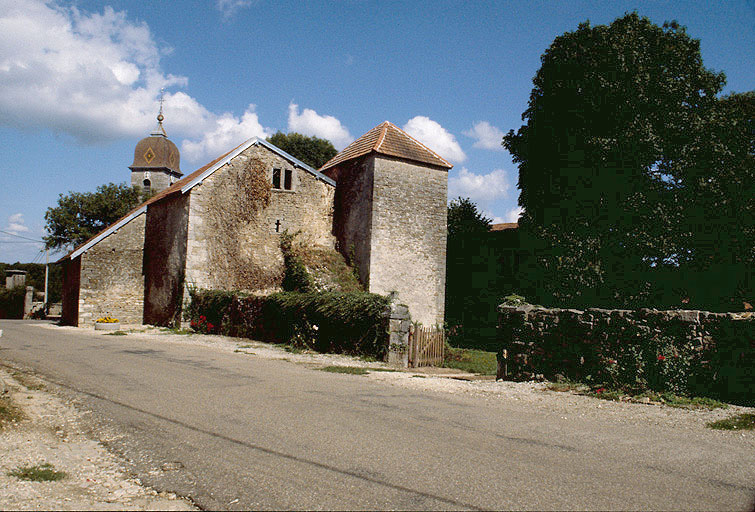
[61,118,450,328]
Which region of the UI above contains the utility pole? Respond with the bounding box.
[44,248,49,312]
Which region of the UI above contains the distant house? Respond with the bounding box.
[60,117,450,328]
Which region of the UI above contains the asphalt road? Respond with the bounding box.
[1,320,753,510]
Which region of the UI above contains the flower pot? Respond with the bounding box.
[95,322,121,331]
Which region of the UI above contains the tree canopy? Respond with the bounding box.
[44,183,143,251]
[503,13,751,310]
[266,132,338,169]
[447,197,492,238]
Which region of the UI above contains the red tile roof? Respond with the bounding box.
[490,222,518,231]
[319,121,453,172]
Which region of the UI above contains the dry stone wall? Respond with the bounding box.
[77,213,146,326]
[498,305,755,403]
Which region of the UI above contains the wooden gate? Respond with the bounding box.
[408,325,445,367]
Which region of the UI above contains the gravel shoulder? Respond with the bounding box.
[0,365,196,511]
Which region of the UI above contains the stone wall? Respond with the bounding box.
[184,143,336,294]
[76,213,146,326]
[328,157,374,285]
[498,305,755,403]
[368,155,448,326]
[131,169,177,195]
[143,193,190,327]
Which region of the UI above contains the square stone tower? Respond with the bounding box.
[320,122,451,326]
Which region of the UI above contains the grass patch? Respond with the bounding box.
[0,395,24,429]
[11,371,45,391]
[237,344,254,349]
[8,463,66,482]
[707,413,755,430]
[319,366,368,375]
[104,330,127,336]
[443,347,497,375]
[411,375,426,378]
[367,367,398,372]
[159,327,194,335]
[233,349,255,355]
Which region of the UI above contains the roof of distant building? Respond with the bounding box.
[490,222,518,231]
[319,121,453,172]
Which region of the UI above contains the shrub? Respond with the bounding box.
[187,289,392,358]
[0,286,25,319]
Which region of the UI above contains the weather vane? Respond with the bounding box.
[157,88,165,123]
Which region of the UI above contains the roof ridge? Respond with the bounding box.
[374,123,388,152]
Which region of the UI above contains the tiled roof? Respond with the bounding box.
[319,121,452,172]
[490,222,518,231]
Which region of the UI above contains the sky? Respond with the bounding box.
[0,0,753,263]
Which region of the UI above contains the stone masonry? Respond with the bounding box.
[76,213,146,326]
[184,143,335,295]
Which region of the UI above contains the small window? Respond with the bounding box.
[272,168,281,189]
[284,169,293,190]
[143,179,151,195]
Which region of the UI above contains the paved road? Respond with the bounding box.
[1,321,753,510]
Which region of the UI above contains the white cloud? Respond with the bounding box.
[181,105,270,162]
[0,0,273,164]
[403,116,466,164]
[216,0,253,19]
[504,206,524,223]
[287,103,354,150]
[463,121,505,151]
[6,213,30,234]
[448,167,510,203]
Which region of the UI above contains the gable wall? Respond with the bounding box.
[77,213,146,326]
[184,144,335,293]
[368,156,448,326]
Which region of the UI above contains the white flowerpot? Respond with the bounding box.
[95,322,121,331]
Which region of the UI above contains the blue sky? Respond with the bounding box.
[1,0,753,263]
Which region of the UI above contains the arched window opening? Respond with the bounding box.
[143,179,151,195]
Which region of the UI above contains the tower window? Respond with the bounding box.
[284,169,293,190]
[272,168,281,189]
[143,179,151,195]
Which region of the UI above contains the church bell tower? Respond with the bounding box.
[129,92,182,195]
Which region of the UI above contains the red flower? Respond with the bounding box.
[657,355,666,361]
[190,320,197,328]
[207,323,214,330]
[608,359,617,365]
[595,388,605,394]
[200,315,207,322]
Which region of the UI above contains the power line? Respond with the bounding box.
[0,229,43,243]
[0,240,44,244]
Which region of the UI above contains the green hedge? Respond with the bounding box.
[0,286,25,319]
[187,289,391,358]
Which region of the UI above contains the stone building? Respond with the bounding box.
[320,121,451,326]
[129,103,182,195]
[61,120,450,328]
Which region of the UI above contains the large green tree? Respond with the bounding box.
[266,132,338,169]
[44,183,143,251]
[503,13,748,309]
[445,198,496,348]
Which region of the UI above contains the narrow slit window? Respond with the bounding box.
[284,169,293,190]
[272,168,281,189]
